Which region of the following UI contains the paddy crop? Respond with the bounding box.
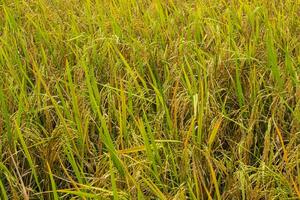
[0,0,300,199]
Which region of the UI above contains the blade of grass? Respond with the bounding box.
[46,162,59,200]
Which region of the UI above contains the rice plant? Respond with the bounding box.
[0,0,299,199]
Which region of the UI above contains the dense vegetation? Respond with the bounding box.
[0,0,300,199]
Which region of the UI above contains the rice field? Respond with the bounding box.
[0,0,300,199]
